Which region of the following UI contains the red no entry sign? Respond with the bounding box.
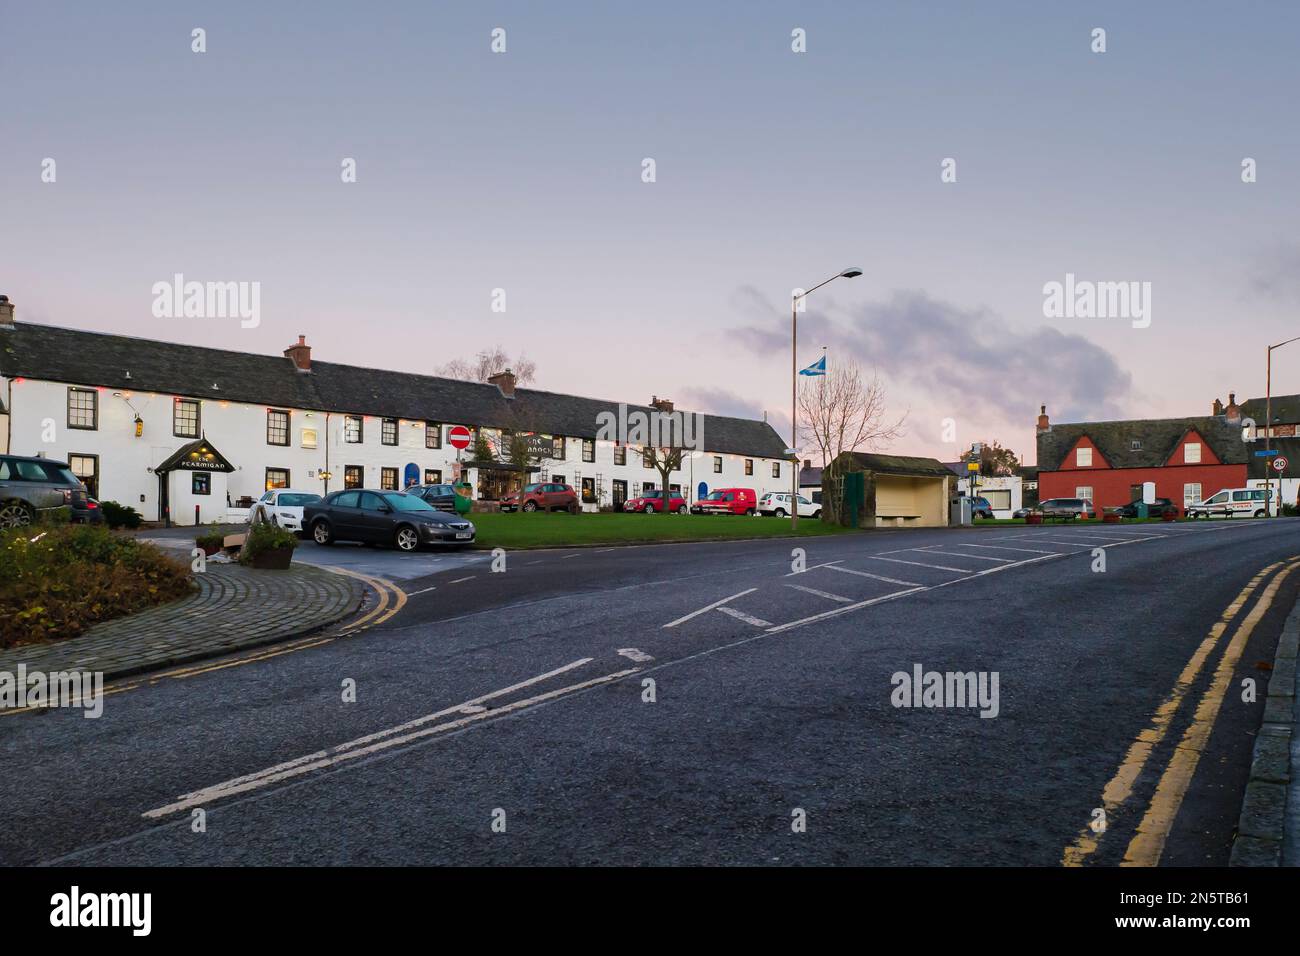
[448,425,472,450]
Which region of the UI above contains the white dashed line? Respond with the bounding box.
[955,543,1063,555]
[447,576,476,584]
[784,583,852,603]
[823,564,922,587]
[913,549,1012,563]
[717,606,773,628]
[864,556,971,573]
[617,648,654,662]
[662,588,758,628]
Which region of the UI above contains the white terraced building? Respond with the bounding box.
[0,298,792,524]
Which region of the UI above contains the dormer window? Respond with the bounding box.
[1076,447,1092,467]
[1131,439,1142,450]
[1185,442,1201,464]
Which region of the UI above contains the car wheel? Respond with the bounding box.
[773,507,787,518]
[677,504,688,514]
[812,510,821,519]
[312,520,334,545]
[746,508,756,516]
[1254,509,1265,518]
[644,503,655,513]
[394,526,419,552]
[523,500,538,512]
[0,500,34,529]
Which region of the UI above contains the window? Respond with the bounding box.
[301,428,318,449]
[266,409,289,446]
[744,459,753,476]
[173,398,200,438]
[344,415,363,443]
[1183,483,1202,507]
[1075,486,1093,502]
[382,418,398,446]
[380,467,398,490]
[424,469,442,485]
[551,474,565,486]
[1185,442,1201,464]
[614,444,626,466]
[1131,439,1143,451]
[334,491,360,508]
[344,465,363,489]
[192,472,211,496]
[713,456,722,474]
[67,453,99,498]
[642,482,656,494]
[642,449,654,469]
[1076,447,1092,467]
[554,436,567,460]
[425,423,442,449]
[582,477,595,502]
[582,439,595,463]
[772,461,781,479]
[265,468,290,490]
[67,387,98,430]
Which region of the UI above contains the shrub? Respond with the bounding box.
[99,500,143,530]
[195,527,227,552]
[238,521,299,566]
[0,524,192,648]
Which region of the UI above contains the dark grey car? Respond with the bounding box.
[0,454,87,528]
[303,489,476,551]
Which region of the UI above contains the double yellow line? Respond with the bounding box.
[1063,556,1298,866]
[1,568,407,713]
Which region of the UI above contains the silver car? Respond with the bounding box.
[0,454,87,528]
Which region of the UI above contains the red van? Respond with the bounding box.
[692,488,757,516]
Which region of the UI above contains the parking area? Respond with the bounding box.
[660,521,1253,637]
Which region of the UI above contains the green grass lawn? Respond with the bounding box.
[468,511,856,549]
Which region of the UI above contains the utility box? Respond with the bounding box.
[950,496,973,527]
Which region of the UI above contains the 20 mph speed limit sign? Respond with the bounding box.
[1273,456,1287,472]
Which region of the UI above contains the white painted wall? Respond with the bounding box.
[957,474,1023,519]
[1,376,791,519]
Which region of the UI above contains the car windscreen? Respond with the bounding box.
[278,493,321,507]
[382,493,435,512]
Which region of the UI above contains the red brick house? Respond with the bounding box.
[1034,403,1248,513]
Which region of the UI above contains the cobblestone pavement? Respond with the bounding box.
[0,563,365,681]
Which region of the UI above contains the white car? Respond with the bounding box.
[250,488,323,533]
[758,492,820,518]
[1186,487,1276,519]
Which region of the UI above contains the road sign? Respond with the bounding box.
[1255,449,1279,457]
[448,425,472,450]
[966,462,979,471]
[1273,456,1288,472]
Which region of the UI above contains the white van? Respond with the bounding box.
[1186,487,1277,519]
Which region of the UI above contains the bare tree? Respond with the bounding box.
[641,446,687,514]
[797,359,906,465]
[438,347,537,386]
[486,402,572,512]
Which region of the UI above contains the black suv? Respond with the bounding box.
[0,454,87,528]
[1113,497,1179,519]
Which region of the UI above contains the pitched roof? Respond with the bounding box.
[833,451,954,478]
[799,464,823,486]
[1036,416,1247,472]
[1239,394,1300,426]
[0,323,788,459]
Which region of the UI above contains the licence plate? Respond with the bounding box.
[455,532,472,539]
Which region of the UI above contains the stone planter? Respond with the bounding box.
[249,546,294,570]
[1025,513,1043,525]
[1162,511,1177,522]
[1103,512,1121,523]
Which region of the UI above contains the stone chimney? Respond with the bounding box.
[1213,397,1224,416]
[1224,392,1241,423]
[1036,404,1050,432]
[488,368,516,399]
[651,395,674,413]
[283,334,311,372]
[0,295,14,330]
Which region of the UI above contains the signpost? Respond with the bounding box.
[1273,456,1287,472]
[448,425,472,498]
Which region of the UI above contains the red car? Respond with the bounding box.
[501,482,580,513]
[624,490,688,514]
[692,487,757,515]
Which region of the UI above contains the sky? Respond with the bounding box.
[2,0,1298,466]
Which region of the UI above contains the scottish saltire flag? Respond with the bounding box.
[799,354,827,376]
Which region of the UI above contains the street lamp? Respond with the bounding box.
[791,268,862,530]
[1265,336,1300,516]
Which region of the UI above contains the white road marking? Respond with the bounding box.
[784,583,852,603]
[149,663,637,818]
[785,560,844,576]
[717,606,773,628]
[824,564,921,587]
[406,586,437,597]
[864,555,971,573]
[618,648,654,662]
[912,549,1011,563]
[954,543,1064,555]
[662,588,757,628]
[562,554,580,559]
[1013,537,1126,547]
[448,576,476,584]
[594,548,617,552]
[169,657,596,802]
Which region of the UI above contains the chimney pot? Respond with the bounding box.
[1036,404,1050,432]
[283,335,312,372]
[488,368,517,399]
[0,295,14,330]
[651,396,675,413]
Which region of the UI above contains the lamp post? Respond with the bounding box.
[791,268,862,530]
[1265,336,1300,516]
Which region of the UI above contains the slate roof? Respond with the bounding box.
[833,452,954,478]
[1036,416,1248,472]
[1239,394,1300,426]
[799,464,823,487]
[0,323,788,458]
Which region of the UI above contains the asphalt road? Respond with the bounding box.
[4,518,1298,866]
